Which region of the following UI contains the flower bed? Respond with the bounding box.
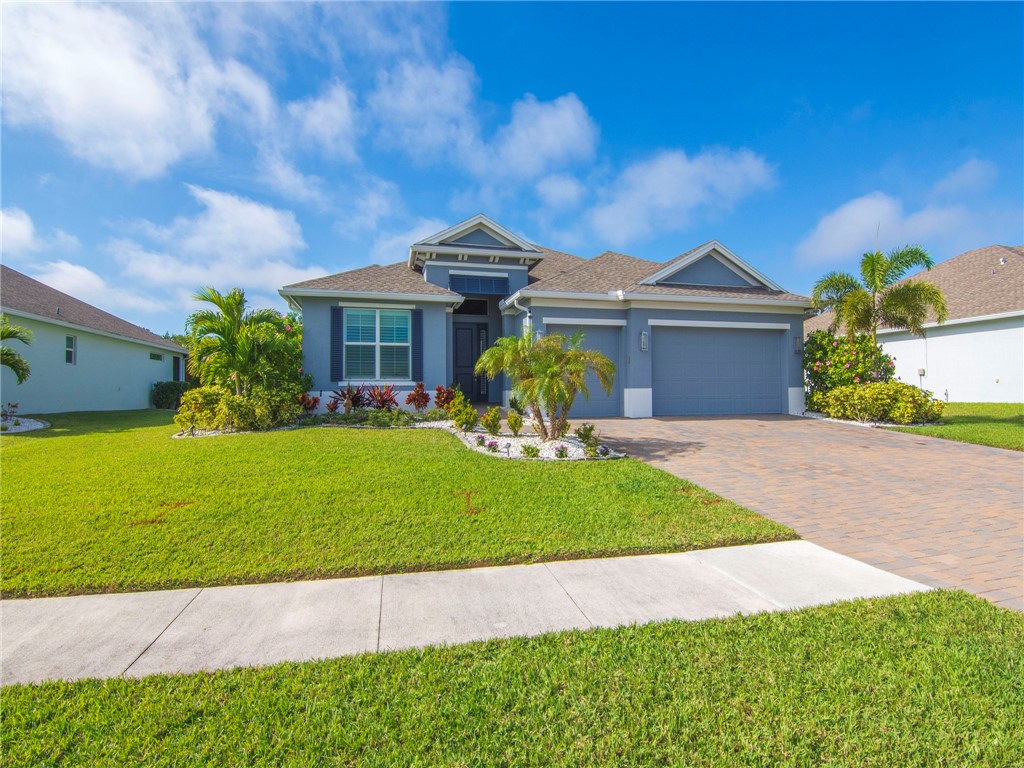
[419,421,622,461]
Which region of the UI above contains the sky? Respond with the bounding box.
[2,1,1022,336]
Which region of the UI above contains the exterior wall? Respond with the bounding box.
[0,315,182,414]
[300,296,449,409]
[422,261,529,295]
[879,315,1024,403]
[659,256,751,287]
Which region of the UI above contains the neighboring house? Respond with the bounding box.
[804,244,1024,403]
[0,265,186,414]
[280,215,812,418]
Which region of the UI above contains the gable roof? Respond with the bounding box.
[805,244,1024,334]
[0,265,184,352]
[281,261,462,306]
[408,214,543,269]
[640,240,784,291]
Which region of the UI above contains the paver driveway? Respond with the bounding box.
[592,416,1024,611]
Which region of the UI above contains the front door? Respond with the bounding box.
[453,323,488,402]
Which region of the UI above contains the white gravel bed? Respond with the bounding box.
[0,418,49,434]
[801,411,935,429]
[416,420,622,460]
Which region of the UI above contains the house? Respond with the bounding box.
[0,265,186,414]
[804,245,1024,403]
[280,215,812,418]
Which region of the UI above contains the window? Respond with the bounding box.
[150,352,164,362]
[449,275,509,296]
[344,308,411,380]
[65,335,76,365]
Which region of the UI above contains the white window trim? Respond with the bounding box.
[343,308,412,381]
[543,317,627,327]
[648,319,791,330]
[65,334,77,365]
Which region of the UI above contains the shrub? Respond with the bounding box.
[152,381,194,410]
[2,402,19,420]
[174,386,227,433]
[486,440,499,453]
[804,330,894,411]
[329,384,368,413]
[476,435,486,446]
[434,385,457,411]
[420,408,450,422]
[554,445,569,459]
[218,387,303,431]
[521,444,540,458]
[574,423,599,447]
[367,385,399,411]
[508,395,525,416]
[447,391,479,432]
[405,382,431,412]
[822,381,945,425]
[480,406,502,436]
[325,399,340,414]
[298,393,320,414]
[506,410,524,436]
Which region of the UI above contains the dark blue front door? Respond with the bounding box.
[453,323,488,402]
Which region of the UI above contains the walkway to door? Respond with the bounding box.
[591,416,1023,611]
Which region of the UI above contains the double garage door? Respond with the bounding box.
[546,323,622,418]
[652,326,784,416]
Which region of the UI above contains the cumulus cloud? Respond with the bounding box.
[32,260,164,314]
[336,177,403,236]
[536,174,587,209]
[288,81,359,161]
[259,154,328,206]
[588,148,776,246]
[794,192,969,265]
[370,218,448,264]
[930,158,998,199]
[2,3,273,178]
[488,94,598,180]
[1,208,80,258]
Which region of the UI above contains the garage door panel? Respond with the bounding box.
[547,324,622,418]
[652,327,784,415]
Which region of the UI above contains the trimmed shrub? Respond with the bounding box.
[217,387,303,431]
[367,385,399,411]
[174,386,227,432]
[804,330,895,411]
[152,380,194,410]
[822,381,945,425]
[446,391,479,432]
[434,385,457,411]
[480,406,502,436]
[405,382,431,412]
[506,410,524,436]
[521,444,540,458]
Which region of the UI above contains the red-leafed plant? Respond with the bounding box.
[368,384,398,411]
[434,385,457,410]
[325,398,340,414]
[329,383,368,414]
[405,382,431,412]
[298,393,320,414]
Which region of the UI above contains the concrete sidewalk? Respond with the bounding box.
[1,541,929,686]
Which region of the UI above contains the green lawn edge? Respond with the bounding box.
[3,590,1021,767]
[886,401,1024,451]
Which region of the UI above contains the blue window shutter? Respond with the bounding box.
[330,307,344,382]
[411,309,423,381]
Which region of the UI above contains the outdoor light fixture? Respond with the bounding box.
[794,336,803,354]
[639,331,649,351]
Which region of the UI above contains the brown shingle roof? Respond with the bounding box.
[804,244,1024,334]
[283,261,460,297]
[0,265,184,352]
[527,246,586,283]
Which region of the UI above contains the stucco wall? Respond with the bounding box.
[879,315,1024,403]
[0,315,182,414]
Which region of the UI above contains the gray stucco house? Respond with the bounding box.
[280,215,811,418]
[0,265,186,414]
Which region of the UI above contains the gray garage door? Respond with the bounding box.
[652,327,784,415]
[547,324,622,418]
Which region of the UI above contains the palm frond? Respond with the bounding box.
[884,245,933,285]
[879,280,949,336]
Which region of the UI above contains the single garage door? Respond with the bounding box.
[652,326,784,415]
[547,324,622,418]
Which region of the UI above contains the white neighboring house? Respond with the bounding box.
[806,244,1024,403]
[0,265,186,414]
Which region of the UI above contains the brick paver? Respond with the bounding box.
[593,416,1024,611]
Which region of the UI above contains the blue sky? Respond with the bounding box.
[2,1,1021,335]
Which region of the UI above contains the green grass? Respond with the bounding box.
[0,410,794,598]
[3,591,1021,767]
[888,402,1024,451]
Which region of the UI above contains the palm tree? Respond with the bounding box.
[476,327,615,440]
[1,315,32,384]
[185,287,290,395]
[811,245,949,342]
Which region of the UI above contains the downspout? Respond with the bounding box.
[512,296,532,332]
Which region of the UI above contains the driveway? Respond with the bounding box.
[592,416,1024,611]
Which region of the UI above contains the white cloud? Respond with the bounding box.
[370,218,448,264]
[794,192,969,265]
[288,82,359,161]
[336,177,402,235]
[588,148,776,246]
[2,3,273,178]
[536,174,587,209]
[259,154,328,206]
[0,208,80,258]
[32,260,162,314]
[930,158,998,199]
[490,94,598,180]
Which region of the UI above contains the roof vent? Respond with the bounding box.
[56,307,60,315]
[999,257,1007,265]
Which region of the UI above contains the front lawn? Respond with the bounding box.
[3,591,1021,766]
[0,411,794,598]
[888,402,1024,451]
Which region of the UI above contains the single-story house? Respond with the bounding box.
[805,244,1023,403]
[281,215,811,418]
[0,265,186,414]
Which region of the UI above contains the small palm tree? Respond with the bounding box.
[476,328,615,440]
[1,315,33,384]
[811,245,949,342]
[186,287,289,395]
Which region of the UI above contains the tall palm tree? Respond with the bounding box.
[476,327,615,440]
[1,315,33,384]
[811,245,949,343]
[186,287,289,395]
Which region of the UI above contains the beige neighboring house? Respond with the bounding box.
[805,245,1024,402]
[0,265,186,414]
